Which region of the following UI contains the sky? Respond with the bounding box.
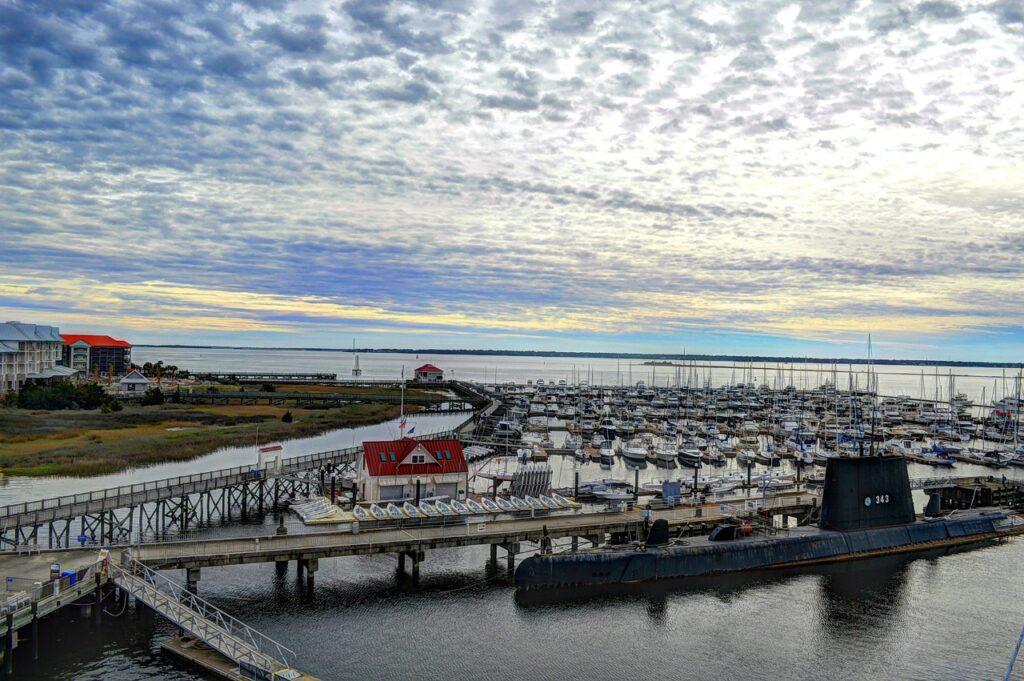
[1,0,1022,362]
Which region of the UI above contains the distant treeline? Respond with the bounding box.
[134,345,1023,369]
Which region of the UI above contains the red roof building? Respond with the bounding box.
[413,363,444,382]
[60,334,132,376]
[359,438,468,502]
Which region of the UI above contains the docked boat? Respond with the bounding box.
[450,500,471,514]
[496,497,516,512]
[511,496,531,511]
[599,443,615,468]
[515,456,1024,590]
[352,505,371,522]
[435,500,456,515]
[621,440,649,465]
[403,501,423,518]
[369,504,387,520]
[419,501,440,517]
[480,497,501,513]
[677,448,702,468]
[386,503,404,520]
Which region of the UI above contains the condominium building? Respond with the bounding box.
[0,322,74,394]
[61,334,133,376]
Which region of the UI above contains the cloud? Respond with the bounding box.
[0,0,1022,360]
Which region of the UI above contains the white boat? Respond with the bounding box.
[386,502,405,519]
[525,496,545,510]
[352,506,371,522]
[450,500,471,514]
[621,440,648,464]
[757,478,795,490]
[435,500,456,515]
[419,501,440,517]
[403,502,422,518]
[707,481,738,494]
[369,504,387,520]
[496,497,516,512]
[466,498,486,513]
[539,494,560,509]
[510,496,531,511]
[551,493,574,508]
[593,489,633,501]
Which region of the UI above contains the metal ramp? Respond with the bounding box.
[110,555,296,681]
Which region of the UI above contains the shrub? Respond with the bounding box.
[282,411,293,423]
[260,383,276,393]
[141,387,165,406]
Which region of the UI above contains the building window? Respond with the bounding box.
[389,453,396,462]
[444,451,451,459]
[379,453,386,462]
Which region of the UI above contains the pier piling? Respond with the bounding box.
[186,568,200,593]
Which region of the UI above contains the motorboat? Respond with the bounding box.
[621,439,649,465]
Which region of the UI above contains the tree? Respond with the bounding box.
[141,387,164,406]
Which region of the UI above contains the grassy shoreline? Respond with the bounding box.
[0,402,426,478]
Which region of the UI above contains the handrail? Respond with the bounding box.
[0,425,471,523]
[112,556,293,673]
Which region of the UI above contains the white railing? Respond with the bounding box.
[112,557,293,675]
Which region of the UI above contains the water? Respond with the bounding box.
[7,348,1024,679]
[14,537,1024,680]
[134,346,1024,406]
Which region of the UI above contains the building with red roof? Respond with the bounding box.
[359,438,468,502]
[413,363,444,382]
[60,334,132,377]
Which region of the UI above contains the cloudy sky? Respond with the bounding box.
[1,0,1022,361]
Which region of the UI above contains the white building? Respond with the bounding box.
[118,369,150,395]
[0,322,70,394]
[359,438,469,502]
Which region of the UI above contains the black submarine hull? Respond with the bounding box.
[514,511,1022,590]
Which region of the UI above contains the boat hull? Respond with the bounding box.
[514,512,1022,590]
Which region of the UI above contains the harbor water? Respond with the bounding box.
[7,349,1024,679]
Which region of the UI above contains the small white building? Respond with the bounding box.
[413,363,444,382]
[118,369,150,394]
[359,438,468,502]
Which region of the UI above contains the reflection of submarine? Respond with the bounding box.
[515,456,1024,590]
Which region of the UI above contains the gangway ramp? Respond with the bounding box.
[111,555,311,681]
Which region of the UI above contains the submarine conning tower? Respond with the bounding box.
[819,456,915,531]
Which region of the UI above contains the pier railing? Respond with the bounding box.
[112,555,294,676]
[0,422,478,532]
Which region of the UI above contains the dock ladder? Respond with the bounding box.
[110,554,296,680]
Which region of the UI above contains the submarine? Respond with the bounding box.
[515,456,1024,590]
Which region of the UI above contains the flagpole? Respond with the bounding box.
[400,365,406,438]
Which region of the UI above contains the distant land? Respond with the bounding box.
[134,345,1024,369]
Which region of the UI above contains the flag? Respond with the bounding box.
[407,426,415,435]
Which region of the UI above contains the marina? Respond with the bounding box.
[1,361,1023,679]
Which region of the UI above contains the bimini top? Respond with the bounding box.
[819,456,915,531]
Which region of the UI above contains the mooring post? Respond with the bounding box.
[305,559,317,589]
[4,611,13,675]
[184,568,200,594]
[506,543,517,572]
[411,552,422,581]
[571,536,579,552]
[276,560,288,577]
[489,544,497,564]
[30,584,39,661]
[94,572,102,623]
[634,468,640,502]
[574,470,580,500]
[398,552,406,572]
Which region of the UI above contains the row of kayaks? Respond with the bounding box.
[352,493,576,521]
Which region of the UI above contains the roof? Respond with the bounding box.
[61,334,131,348]
[119,370,149,384]
[25,366,80,379]
[414,364,443,373]
[0,322,62,343]
[362,438,467,477]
